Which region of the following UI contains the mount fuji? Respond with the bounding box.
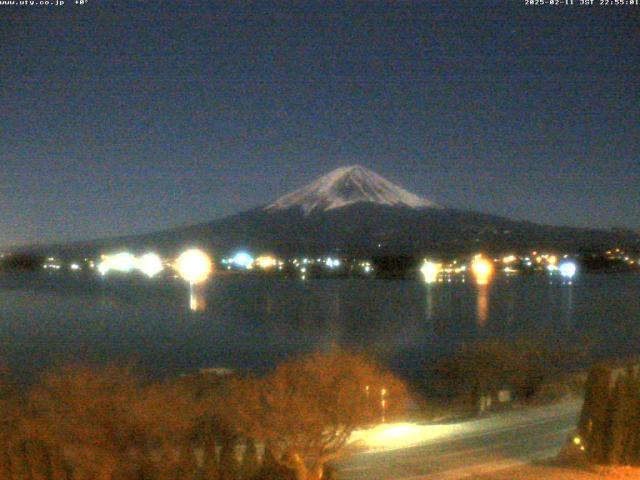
[265,165,439,214]
[29,166,640,257]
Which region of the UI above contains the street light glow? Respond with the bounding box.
[231,251,254,269]
[326,257,341,268]
[97,251,136,275]
[255,255,277,269]
[559,261,577,279]
[136,252,164,278]
[176,249,213,285]
[420,260,441,284]
[471,255,494,285]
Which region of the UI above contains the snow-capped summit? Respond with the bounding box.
[265,165,440,215]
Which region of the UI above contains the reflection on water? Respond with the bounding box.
[476,284,490,327]
[425,285,434,321]
[265,293,273,316]
[562,284,574,330]
[504,280,516,326]
[189,290,206,312]
[188,285,207,312]
[0,272,639,380]
[331,292,340,322]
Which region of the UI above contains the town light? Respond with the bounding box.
[176,249,212,312]
[326,257,341,268]
[98,261,109,276]
[97,251,136,276]
[231,251,254,269]
[471,255,494,286]
[136,252,164,278]
[420,260,441,284]
[559,261,577,279]
[255,255,277,269]
[111,252,136,272]
[176,249,212,285]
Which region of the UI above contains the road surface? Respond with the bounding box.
[338,399,582,480]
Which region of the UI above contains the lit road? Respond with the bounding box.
[338,399,582,480]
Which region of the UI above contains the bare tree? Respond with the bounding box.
[22,365,203,480]
[220,348,409,480]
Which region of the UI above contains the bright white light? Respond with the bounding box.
[471,255,494,286]
[326,257,341,268]
[559,261,577,279]
[231,251,254,269]
[69,263,81,271]
[350,422,464,452]
[98,252,136,275]
[136,253,164,278]
[112,252,136,272]
[420,260,441,284]
[176,249,213,285]
[98,261,110,276]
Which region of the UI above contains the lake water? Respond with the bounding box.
[1,271,639,382]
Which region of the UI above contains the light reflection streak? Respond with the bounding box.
[189,285,206,312]
[266,293,273,315]
[562,284,574,330]
[476,284,490,327]
[426,284,434,321]
[332,292,341,321]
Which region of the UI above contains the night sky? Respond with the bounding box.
[1,1,638,248]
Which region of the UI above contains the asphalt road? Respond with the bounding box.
[338,399,582,480]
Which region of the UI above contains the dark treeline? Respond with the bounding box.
[0,349,408,480]
[580,254,639,273]
[579,360,640,465]
[0,254,45,272]
[421,337,587,413]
